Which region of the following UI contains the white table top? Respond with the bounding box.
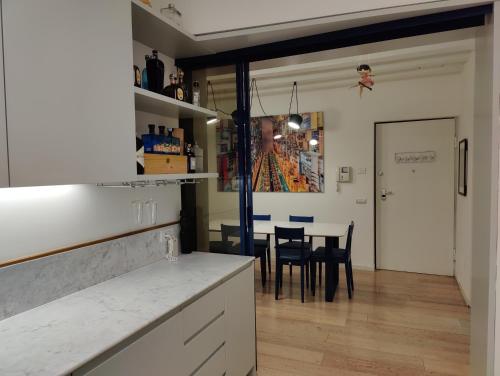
[209,219,348,238]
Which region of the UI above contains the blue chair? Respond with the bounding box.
[254,214,272,274]
[311,221,355,299]
[284,215,314,278]
[210,224,268,288]
[274,226,311,303]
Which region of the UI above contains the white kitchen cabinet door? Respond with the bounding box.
[225,265,256,376]
[2,0,136,186]
[78,313,184,376]
[0,3,8,188]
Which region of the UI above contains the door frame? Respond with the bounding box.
[373,117,456,271]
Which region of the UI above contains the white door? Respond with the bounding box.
[376,118,455,275]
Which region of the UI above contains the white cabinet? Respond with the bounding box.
[0,3,8,188]
[78,313,184,376]
[225,265,256,376]
[2,0,136,186]
[76,264,256,376]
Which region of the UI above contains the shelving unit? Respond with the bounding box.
[131,0,213,59]
[134,87,217,118]
[137,172,218,181]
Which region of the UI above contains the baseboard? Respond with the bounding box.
[456,277,471,307]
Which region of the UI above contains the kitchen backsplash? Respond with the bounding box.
[0,225,179,321]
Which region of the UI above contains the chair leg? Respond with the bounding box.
[311,260,316,296]
[280,263,283,288]
[300,264,305,303]
[267,248,272,274]
[345,262,352,299]
[275,261,280,300]
[259,254,266,288]
[306,261,309,289]
[349,260,354,291]
[319,262,322,286]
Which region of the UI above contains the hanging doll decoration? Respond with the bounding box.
[353,64,375,97]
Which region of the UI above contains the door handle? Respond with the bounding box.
[380,189,393,200]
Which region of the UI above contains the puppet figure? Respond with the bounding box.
[353,64,375,97]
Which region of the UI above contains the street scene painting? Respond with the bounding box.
[216,112,324,193]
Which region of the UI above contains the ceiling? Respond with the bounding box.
[207,31,475,100]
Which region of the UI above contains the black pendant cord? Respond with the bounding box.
[207,80,233,117]
[250,78,269,117]
[288,81,298,116]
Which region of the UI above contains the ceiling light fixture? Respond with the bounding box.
[287,81,302,130]
[206,80,234,125]
[206,117,218,125]
[309,138,318,146]
[274,134,282,140]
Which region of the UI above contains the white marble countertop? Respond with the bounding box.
[0,252,254,376]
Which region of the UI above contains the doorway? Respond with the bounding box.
[375,118,455,275]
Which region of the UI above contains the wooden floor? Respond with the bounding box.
[254,264,470,376]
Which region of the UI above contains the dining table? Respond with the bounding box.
[209,219,348,302]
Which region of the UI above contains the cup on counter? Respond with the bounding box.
[144,199,158,225]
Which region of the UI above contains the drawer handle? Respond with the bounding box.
[184,310,224,346]
[190,341,225,376]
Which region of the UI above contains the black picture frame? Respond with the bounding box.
[458,138,468,196]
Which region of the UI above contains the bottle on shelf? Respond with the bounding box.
[155,125,168,154]
[146,50,164,94]
[193,142,203,172]
[185,143,196,173]
[142,124,156,153]
[192,81,200,106]
[162,74,177,99]
[177,68,187,102]
[141,55,149,90]
[133,65,141,88]
[169,128,181,155]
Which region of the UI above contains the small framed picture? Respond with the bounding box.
[458,138,468,196]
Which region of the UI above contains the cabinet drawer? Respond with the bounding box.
[144,153,187,174]
[182,284,225,343]
[193,343,226,376]
[184,314,225,375]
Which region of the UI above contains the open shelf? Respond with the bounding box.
[131,0,213,59]
[136,172,219,181]
[134,87,217,118]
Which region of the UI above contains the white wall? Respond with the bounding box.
[208,68,474,272]
[0,184,181,263]
[455,53,475,305]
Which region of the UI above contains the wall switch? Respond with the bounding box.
[356,199,368,204]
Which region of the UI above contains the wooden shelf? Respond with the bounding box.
[131,0,213,59]
[134,87,217,118]
[136,172,219,181]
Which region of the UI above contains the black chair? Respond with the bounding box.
[275,226,311,303]
[253,214,272,275]
[283,215,314,277]
[311,221,355,299]
[210,224,268,287]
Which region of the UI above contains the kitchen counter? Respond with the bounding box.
[0,252,254,376]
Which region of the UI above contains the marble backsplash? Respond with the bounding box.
[0,225,179,321]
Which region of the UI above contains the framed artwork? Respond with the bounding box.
[216,112,324,192]
[458,138,468,196]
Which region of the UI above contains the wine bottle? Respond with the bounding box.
[192,81,200,106]
[146,50,164,93]
[177,69,187,102]
[162,74,177,99]
[133,65,141,87]
[142,124,156,153]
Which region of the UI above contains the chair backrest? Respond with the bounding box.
[254,214,271,221]
[221,224,240,243]
[274,226,306,259]
[289,215,314,223]
[345,221,355,257]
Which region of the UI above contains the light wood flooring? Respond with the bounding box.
[254,264,470,376]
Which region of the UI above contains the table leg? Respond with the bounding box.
[325,236,339,302]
